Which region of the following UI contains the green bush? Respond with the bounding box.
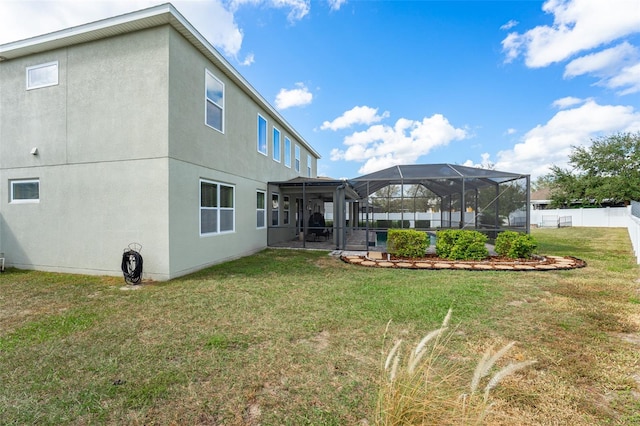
[436,230,488,261]
[387,229,428,258]
[495,231,537,259]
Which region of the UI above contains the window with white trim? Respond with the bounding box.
[257,115,267,155]
[10,179,40,203]
[272,127,281,162]
[200,179,235,235]
[307,156,312,177]
[283,196,290,225]
[271,193,279,226]
[295,145,301,173]
[26,62,58,90]
[257,190,266,229]
[205,70,224,132]
[284,137,291,168]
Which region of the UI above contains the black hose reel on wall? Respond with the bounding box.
[121,243,143,284]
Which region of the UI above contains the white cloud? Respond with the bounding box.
[607,62,640,95]
[493,100,640,179]
[552,96,585,109]
[502,0,640,68]
[327,0,346,12]
[239,52,255,66]
[463,153,493,169]
[564,41,638,78]
[274,82,313,109]
[563,41,640,95]
[500,20,518,31]
[330,114,468,174]
[321,106,390,131]
[230,0,310,22]
[505,128,517,135]
[502,0,640,97]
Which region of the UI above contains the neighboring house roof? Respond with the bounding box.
[531,187,552,203]
[0,2,320,159]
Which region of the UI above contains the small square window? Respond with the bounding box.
[11,179,40,203]
[26,62,58,90]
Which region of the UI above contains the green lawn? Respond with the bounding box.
[1,228,639,425]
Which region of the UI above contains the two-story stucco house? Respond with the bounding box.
[0,3,322,280]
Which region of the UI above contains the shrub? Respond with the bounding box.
[495,231,537,259]
[436,230,489,261]
[387,229,428,258]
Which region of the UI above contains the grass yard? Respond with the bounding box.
[1,227,639,425]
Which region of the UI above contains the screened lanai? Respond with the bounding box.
[270,164,530,250]
[349,164,530,237]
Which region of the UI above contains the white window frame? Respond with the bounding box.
[295,145,301,173]
[26,61,58,90]
[272,127,281,163]
[10,179,40,203]
[257,190,266,229]
[205,69,224,133]
[200,179,235,236]
[271,193,279,226]
[257,114,268,156]
[283,196,290,225]
[284,137,291,168]
[307,156,312,177]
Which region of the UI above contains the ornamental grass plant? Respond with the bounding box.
[376,309,536,425]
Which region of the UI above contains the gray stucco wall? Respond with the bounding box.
[166,28,316,182]
[164,28,315,278]
[0,24,318,280]
[0,27,172,280]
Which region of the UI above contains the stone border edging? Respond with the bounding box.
[340,252,586,271]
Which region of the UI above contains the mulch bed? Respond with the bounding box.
[340,252,586,271]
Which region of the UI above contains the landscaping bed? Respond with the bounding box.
[341,252,586,270]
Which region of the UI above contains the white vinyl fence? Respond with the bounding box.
[531,205,640,264]
[530,206,630,228]
[628,202,640,264]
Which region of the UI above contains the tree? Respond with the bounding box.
[542,132,640,207]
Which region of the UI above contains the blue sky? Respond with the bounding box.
[1,0,639,180]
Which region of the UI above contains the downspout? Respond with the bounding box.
[494,183,500,234]
[302,182,306,249]
[336,181,347,250]
[526,175,531,234]
[460,179,466,228]
[366,181,371,248]
[401,180,405,228]
[474,188,479,229]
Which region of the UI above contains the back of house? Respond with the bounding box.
[0,4,319,280]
